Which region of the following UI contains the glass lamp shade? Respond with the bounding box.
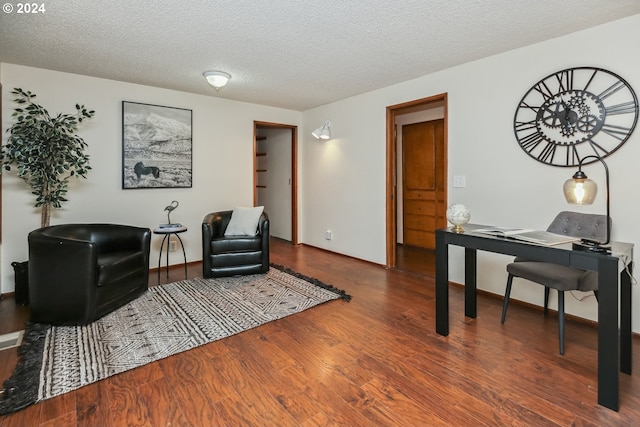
[563,177,597,205]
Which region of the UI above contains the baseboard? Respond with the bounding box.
[448,280,603,329]
[148,260,201,274]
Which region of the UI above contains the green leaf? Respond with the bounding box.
[1,88,95,214]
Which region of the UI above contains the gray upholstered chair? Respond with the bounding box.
[500,211,609,355]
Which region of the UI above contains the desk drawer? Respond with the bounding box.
[404,229,434,248]
[404,190,436,201]
[404,200,434,215]
[404,214,436,230]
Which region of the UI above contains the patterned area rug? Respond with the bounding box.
[0,265,350,415]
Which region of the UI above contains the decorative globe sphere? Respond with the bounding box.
[446,204,470,233]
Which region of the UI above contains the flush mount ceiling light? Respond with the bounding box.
[203,71,231,90]
[312,120,331,140]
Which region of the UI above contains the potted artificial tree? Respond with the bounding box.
[1,88,95,303]
[1,88,95,227]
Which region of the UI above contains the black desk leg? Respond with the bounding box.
[597,257,620,411]
[464,247,477,319]
[435,231,449,336]
[621,261,633,375]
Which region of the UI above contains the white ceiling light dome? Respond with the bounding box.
[204,70,231,90]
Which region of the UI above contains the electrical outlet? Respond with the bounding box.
[325,230,333,240]
[453,175,466,188]
[169,240,177,252]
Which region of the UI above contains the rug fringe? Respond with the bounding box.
[0,322,49,415]
[270,264,352,302]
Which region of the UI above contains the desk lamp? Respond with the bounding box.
[562,155,611,253]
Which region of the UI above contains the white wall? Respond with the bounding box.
[300,14,640,331]
[301,92,388,260]
[0,64,301,291]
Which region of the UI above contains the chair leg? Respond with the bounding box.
[558,290,565,355]
[501,274,514,324]
[544,286,550,316]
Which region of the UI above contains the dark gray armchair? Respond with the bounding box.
[202,210,269,278]
[500,211,609,355]
[28,223,151,325]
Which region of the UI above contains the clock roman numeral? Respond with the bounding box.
[537,142,556,163]
[514,119,537,132]
[556,69,573,92]
[582,69,598,92]
[587,139,611,157]
[533,81,555,101]
[568,144,580,166]
[519,101,540,113]
[600,123,632,141]
[518,131,543,151]
[605,101,638,115]
[598,81,626,100]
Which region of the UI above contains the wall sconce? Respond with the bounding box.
[203,71,231,90]
[562,155,610,253]
[312,120,331,140]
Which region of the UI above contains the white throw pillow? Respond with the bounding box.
[224,206,264,236]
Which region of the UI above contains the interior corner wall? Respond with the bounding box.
[0,64,301,294]
[300,14,640,332]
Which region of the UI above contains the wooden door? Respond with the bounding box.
[402,119,445,249]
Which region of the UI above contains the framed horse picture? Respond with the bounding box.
[122,101,193,189]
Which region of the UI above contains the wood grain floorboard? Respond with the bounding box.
[1,238,639,426]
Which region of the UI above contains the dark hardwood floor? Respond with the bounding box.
[395,244,435,277]
[1,239,639,426]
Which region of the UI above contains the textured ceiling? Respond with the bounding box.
[1,1,639,111]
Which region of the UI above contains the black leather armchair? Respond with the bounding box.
[28,223,151,325]
[202,210,269,278]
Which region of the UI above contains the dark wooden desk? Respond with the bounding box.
[435,223,634,411]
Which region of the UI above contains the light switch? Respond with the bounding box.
[453,175,466,188]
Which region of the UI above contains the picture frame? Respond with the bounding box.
[122,101,193,189]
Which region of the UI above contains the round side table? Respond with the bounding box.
[153,225,188,284]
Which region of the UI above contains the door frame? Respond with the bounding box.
[253,121,299,245]
[386,93,448,268]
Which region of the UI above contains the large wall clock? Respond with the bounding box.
[514,66,638,167]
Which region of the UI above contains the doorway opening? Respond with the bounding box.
[254,121,298,245]
[386,94,448,276]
